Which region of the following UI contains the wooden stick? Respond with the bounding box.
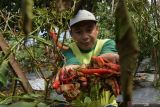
[0,33,33,93]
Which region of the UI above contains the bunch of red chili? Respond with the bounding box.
[52,56,120,95]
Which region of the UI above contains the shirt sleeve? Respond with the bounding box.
[100,39,117,55]
[62,49,80,65]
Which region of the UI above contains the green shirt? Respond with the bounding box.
[63,39,117,65]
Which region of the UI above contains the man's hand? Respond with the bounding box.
[56,83,80,101]
[100,53,119,64]
[52,65,86,101]
[64,64,80,70]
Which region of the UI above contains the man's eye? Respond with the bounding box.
[75,31,81,33]
[86,28,92,32]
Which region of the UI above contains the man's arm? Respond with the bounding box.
[100,39,119,63]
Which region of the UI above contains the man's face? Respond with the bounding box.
[70,21,99,51]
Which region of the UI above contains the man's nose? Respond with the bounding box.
[81,31,89,40]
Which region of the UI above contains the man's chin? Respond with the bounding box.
[81,46,93,51]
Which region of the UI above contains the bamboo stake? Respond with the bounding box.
[0,33,33,93]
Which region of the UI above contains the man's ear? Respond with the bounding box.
[96,25,99,34]
[69,29,72,36]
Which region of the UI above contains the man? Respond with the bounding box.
[64,10,118,66]
[55,10,119,107]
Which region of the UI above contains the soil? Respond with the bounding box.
[117,73,160,107]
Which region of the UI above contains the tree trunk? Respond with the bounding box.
[115,0,139,106]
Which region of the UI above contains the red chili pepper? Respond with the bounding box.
[52,69,61,89]
[50,31,57,42]
[61,74,77,83]
[80,68,120,75]
[104,63,120,71]
[113,79,120,96]
[91,56,105,67]
[50,31,69,50]
[60,68,65,82]
[52,80,60,89]
[60,68,77,83]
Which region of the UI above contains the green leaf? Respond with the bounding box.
[84,97,91,104]
[30,36,53,47]
[0,105,8,107]
[0,97,12,105]
[8,102,37,107]
[0,60,9,86]
[37,102,49,107]
[0,75,7,87]
[22,93,42,100]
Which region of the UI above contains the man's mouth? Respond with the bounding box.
[82,42,90,46]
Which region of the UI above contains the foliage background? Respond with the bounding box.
[0,0,160,106]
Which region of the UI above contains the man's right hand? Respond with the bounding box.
[52,63,92,101]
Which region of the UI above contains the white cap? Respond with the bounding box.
[70,10,96,27]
